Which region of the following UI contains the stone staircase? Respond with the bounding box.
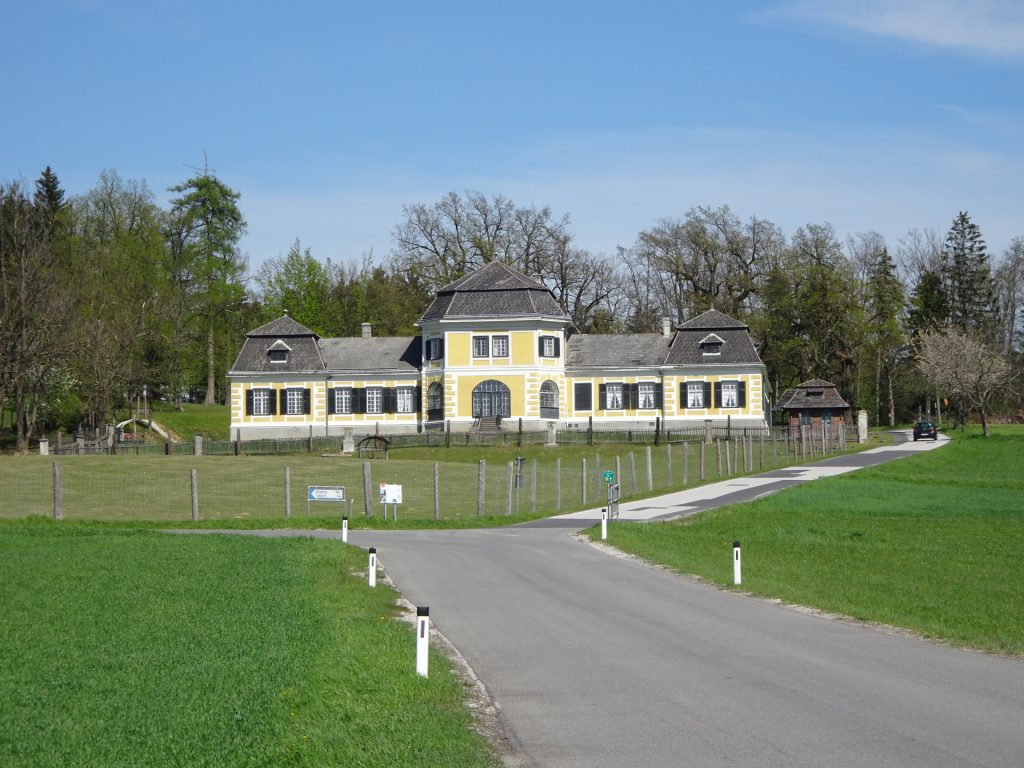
[472,416,503,434]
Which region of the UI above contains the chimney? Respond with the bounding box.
[662,317,672,338]
[361,322,372,339]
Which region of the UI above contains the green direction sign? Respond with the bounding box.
[603,471,615,483]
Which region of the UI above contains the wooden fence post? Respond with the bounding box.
[683,442,689,485]
[477,459,485,516]
[284,466,291,518]
[505,461,514,515]
[531,458,537,513]
[581,458,587,505]
[615,455,622,495]
[700,441,706,481]
[555,457,561,510]
[629,452,637,494]
[363,462,373,517]
[645,446,653,491]
[53,462,63,520]
[433,462,440,521]
[191,469,199,521]
[667,442,673,485]
[594,452,602,500]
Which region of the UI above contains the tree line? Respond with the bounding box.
[2,171,1021,451]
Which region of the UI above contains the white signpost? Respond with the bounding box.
[307,485,346,518]
[379,483,403,520]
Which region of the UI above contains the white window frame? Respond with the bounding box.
[721,382,739,409]
[472,336,489,358]
[427,382,443,411]
[427,337,443,361]
[396,386,416,414]
[638,382,656,410]
[687,382,705,409]
[268,350,287,364]
[252,388,272,416]
[606,382,623,410]
[285,388,304,416]
[333,387,352,414]
[366,386,383,414]
[541,336,556,357]
[491,335,509,358]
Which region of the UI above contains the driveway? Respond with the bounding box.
[344,431,1024,767]
[187,431,1024,766]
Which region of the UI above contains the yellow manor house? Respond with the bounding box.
[228,262,768,440]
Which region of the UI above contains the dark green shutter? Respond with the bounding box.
[554,337,561,357]
[679,383,687,410]
[738,381,746,408]
[574,382,592,411]
[655,383,663,408]
[704,382,712,408]
[712,382,721,409]
[303,389,311,415]
[353,388,366,414]
[627,383,639,409]
[599,383,608,410]
[278,389,287,414]
[245,390,254,416]
[384,388,397,414]
[327,388,336,415]
[415,386,422,413]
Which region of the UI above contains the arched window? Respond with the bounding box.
[427,382,444,421]
[472,380,511,419]
[539,380,559,419]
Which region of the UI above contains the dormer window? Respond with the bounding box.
[699,333,724,356]
[267,339,291,364]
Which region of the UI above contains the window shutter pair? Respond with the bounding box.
[574,382,592,411]
[277,388,311,415]
[538,335,561,357]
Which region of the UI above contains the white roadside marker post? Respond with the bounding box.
[733,540,742,585]
[368,547,377,588]
[416,606,430,677]
[342,515,348,543]
[601,508,608,541]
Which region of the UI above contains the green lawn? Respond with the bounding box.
[147,403,232,441]
[1,434,882,527]
[0,521,498,767]
[591,426,1024,654]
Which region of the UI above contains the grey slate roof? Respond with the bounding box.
[665,309,762,366]
[231,336,325,373]
[421,262,566,321]
[319,337,422,372]
[776,379,850,410]
[566,334,670,369]
[677,308,748,331]
[246,315,318,338]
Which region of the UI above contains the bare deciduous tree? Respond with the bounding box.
[916,328,1013,436]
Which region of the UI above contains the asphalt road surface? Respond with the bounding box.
[343,433,1024,767]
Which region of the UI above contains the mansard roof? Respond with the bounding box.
[776,379,850,410]
[421,261,567,321]
[665,308,762,366]
[246,315,318,338]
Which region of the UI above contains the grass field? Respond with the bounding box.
[0,521,498,767]
[0,434,880,527]
[590,426,1024,654]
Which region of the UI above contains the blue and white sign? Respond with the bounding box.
[308,486,346,501]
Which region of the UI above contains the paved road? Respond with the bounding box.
[184,433,1024,766]
[343,433,1024,767]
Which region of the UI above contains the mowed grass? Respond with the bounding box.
[593,427,1024,654]
[0,522,498,768]
[0,435,878,527]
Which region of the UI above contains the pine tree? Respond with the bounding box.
[942,211,996,336]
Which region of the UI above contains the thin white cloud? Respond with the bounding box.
[765,1,1024,58]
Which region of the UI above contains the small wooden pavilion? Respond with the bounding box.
[776,379,850,430]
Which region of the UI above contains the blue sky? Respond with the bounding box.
[5,1,1023,275]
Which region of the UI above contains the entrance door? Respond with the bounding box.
[472,380,511,419]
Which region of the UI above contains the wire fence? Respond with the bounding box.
[5,425,856,523]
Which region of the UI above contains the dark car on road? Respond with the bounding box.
[913,421,938,441]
